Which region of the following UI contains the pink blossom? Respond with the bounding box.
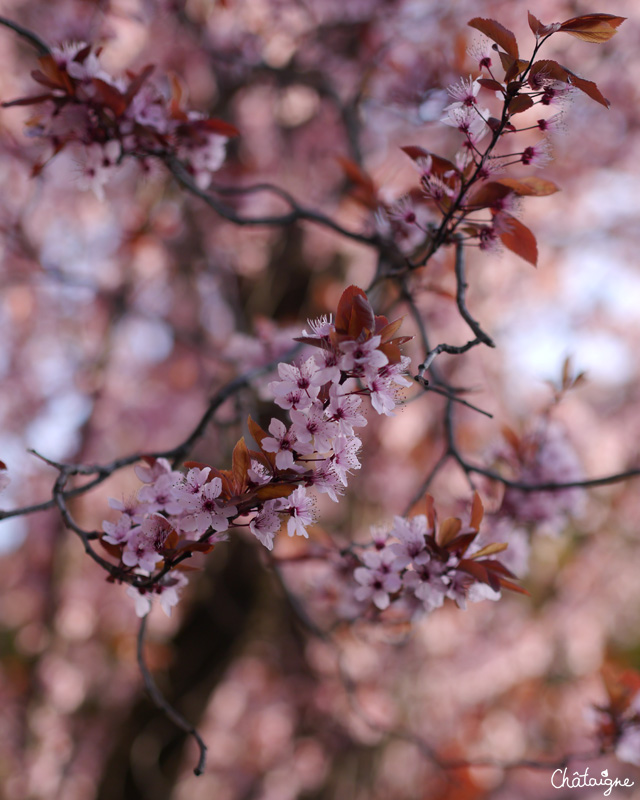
[467,37,494,71]
[127,572,189,617]
[134,458,174,484]
[441,104,489,144]
[403,564,448,613]
[339,335,388,375]
[388,515,431,570]
[301,314,334,339]
[262,418,302,471]
[102,513,134,546]
[354,548,402,610]
[290,401,337,453]
[180,477,237,535]
[446,76,481,108]
[280,486,315,538]
[521,140,552,167]
[269,358,320,410]
[122,514,172,571]
[327,385,367,435]
[75,141,121,200]
[308,460,344,503]
[249,500,282,550]
[311,346,341,386]
[331,434,362,485]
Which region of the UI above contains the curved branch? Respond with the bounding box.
[0,16,50,56]
[165,157,379,248]
[137,614,207,776]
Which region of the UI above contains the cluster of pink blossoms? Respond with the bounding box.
[352,494,523,620]
[380,20,583,262]
[494,421,584,535]
[4,41,237,196]
[101,286,413,615]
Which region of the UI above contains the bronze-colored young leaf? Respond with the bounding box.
[230,437,251,491]
[255,484,296,501]
[499,214,538,266]
[471,542,508,559]
[558,13,626,43]
[247,416,269,449]
[438,517,462,547]
[496,176,559,197]
[468,18,519,59]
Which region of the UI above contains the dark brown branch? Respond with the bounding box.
[413,377,493,418]
[0,356,288,522]
[0,16,50,56]
[137,614,207,776]
[463,462,640,492]
[165,157,379,248]
[453,237,495,348]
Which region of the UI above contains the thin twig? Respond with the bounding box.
[453,237,495,348]
[165,157,378,247]
[137,615,207,776]
[414,377,493,418]
[0,16,50,56]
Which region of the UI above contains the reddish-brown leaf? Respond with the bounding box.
[2,93,55,108]
[348,293,376,338]
[498,577,530,596]
[481,559,517,579]
[124,64,155,105]
[445,532,477,557]
[458,559,498,590]
[504,59,530,83]
[247,415,269,449]
[558,14,626,43]
[470,492,484,531]
[183,460,211,471]
[36,54,74,94]
[425,494,436,530]
[478,78,504,92]
[468,18,519,59]
[499,214,538,266]
[378,317,404,343]
[90,78,128,116]
[466,181,513,210]
[255,484,296,501]
[335,285,372,335]
[528,11,544,36]
[495,176,559,196]
[191,117,240,138]
[231,437,251,488]
[337,156,377,208]
[508,94,534,115]
[99,538,123,559]
[400,146,459,180]
[530,60,610,107]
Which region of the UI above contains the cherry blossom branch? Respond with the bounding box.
[137,614,208,776]
[0,15,50,56]
[0,356,289,523]
[453,237,495,348]
[164,156,380,248]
